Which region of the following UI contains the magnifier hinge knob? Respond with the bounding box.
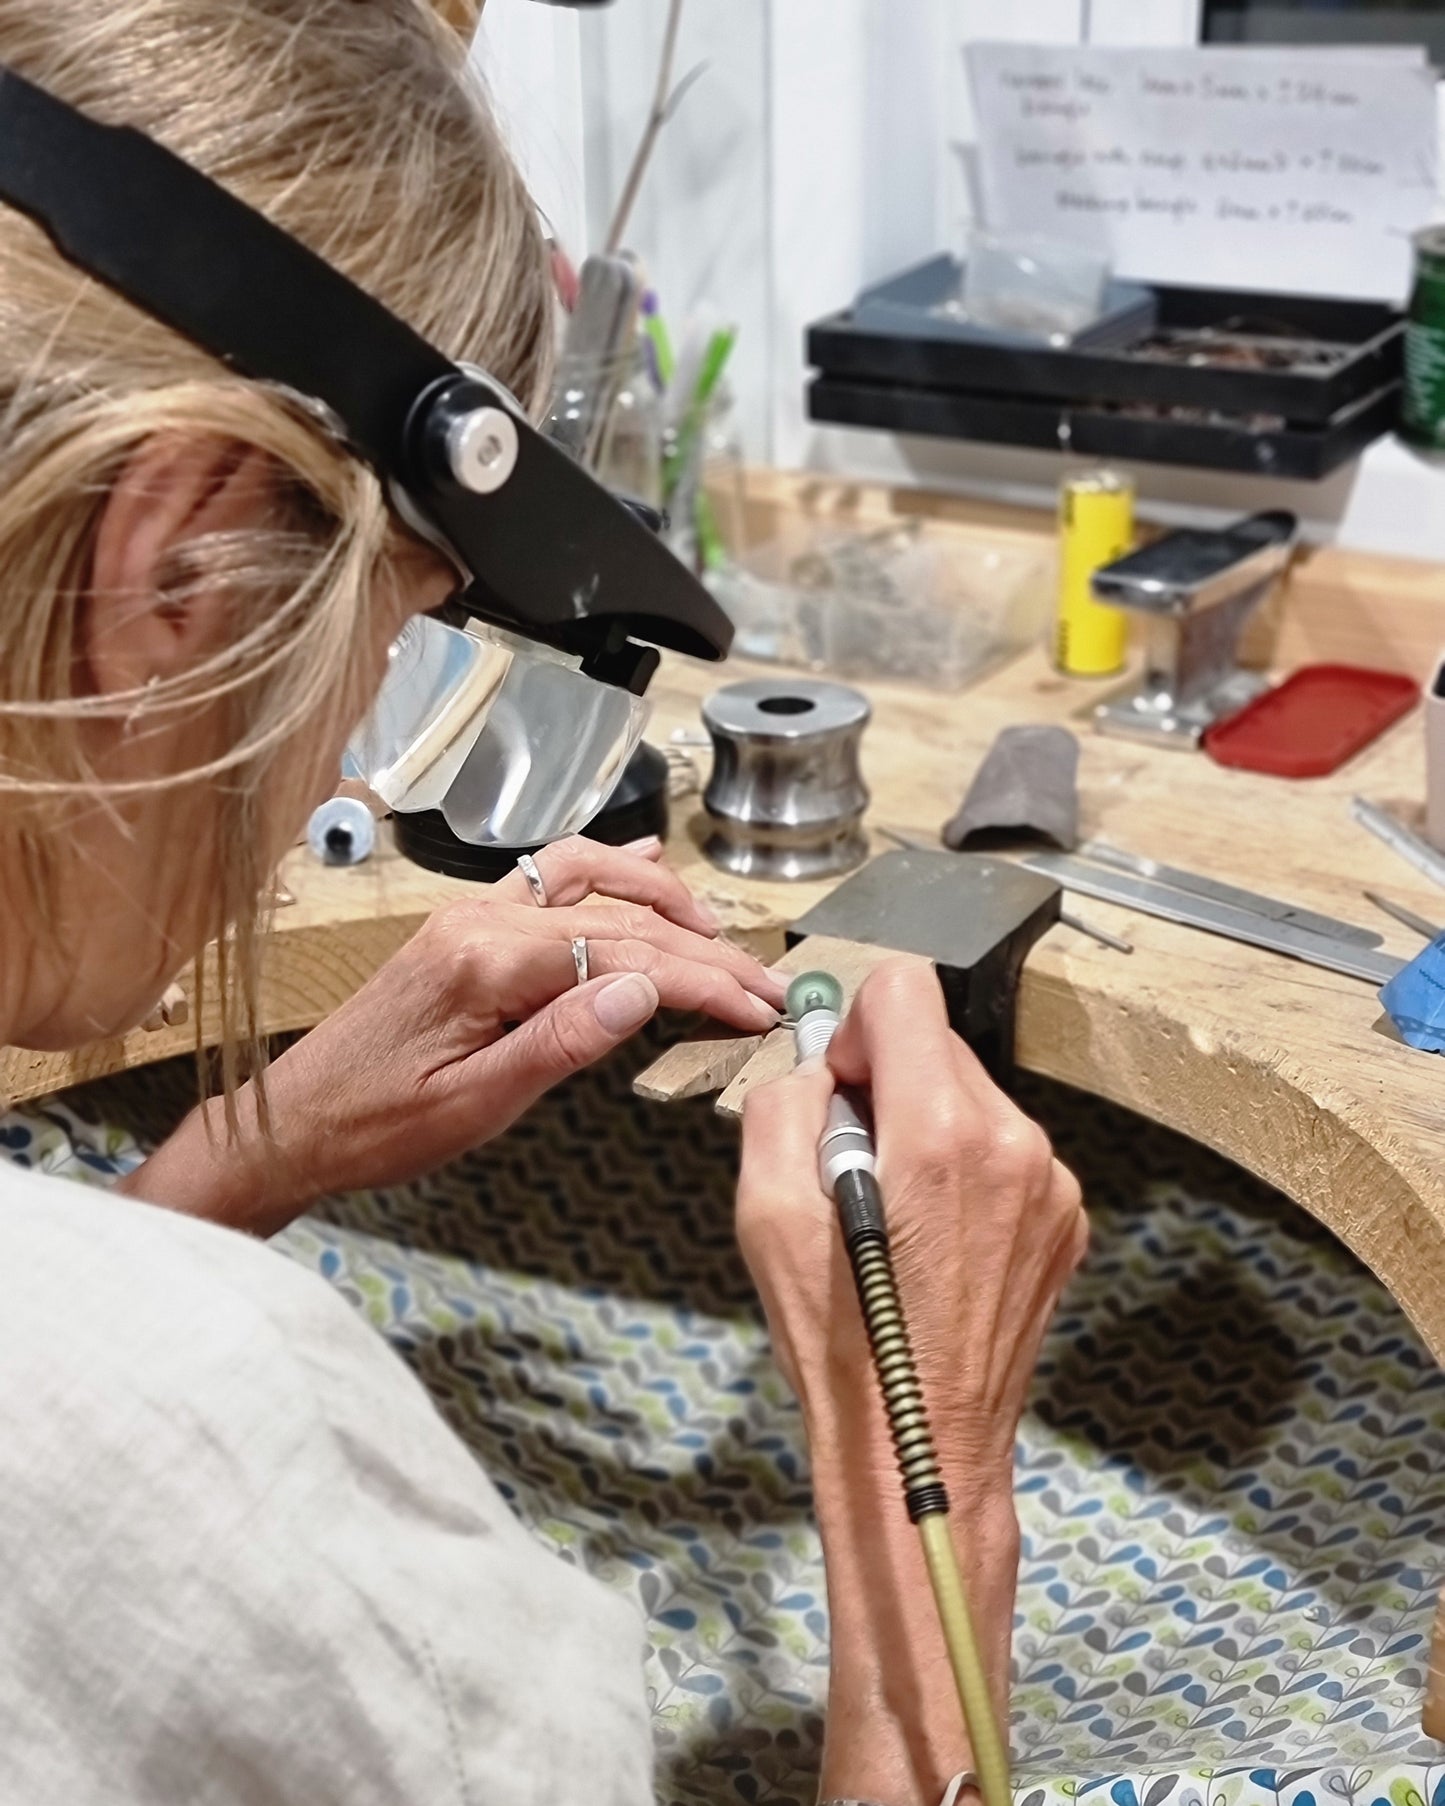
[445,405,518,495]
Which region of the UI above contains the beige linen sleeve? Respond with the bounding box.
[0,1167,653,1806]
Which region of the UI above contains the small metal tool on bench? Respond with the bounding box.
[1091,509,1297,748]
[1366,890,1444,943]
[1018,843,1403,985]
[1352,796,1445,894]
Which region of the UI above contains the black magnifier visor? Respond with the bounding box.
[0,66,732,686]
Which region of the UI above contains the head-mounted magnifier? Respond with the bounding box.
[0,68,732,846]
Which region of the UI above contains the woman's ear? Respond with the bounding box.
[428,0,482,43]
[82,436,274,698]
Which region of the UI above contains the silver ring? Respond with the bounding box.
[571,936,590,987]
[516,852,548,907]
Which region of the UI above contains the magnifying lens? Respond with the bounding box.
[351,615,651,846]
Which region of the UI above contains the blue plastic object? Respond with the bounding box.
[1379,932,1445,1052]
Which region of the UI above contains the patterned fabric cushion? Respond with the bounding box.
[4,1032,1442,1806]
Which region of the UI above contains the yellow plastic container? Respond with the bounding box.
[1054,470,1134,677]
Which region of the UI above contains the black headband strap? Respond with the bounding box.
[0,65,733,666]
[0,67,454,470]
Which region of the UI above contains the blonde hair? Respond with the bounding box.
[0,0,552,1095]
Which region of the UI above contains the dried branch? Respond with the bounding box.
[604,0,686,257]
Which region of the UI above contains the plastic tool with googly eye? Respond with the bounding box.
[307,796,376,867]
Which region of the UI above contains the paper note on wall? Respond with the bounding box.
[965,44,1439,303]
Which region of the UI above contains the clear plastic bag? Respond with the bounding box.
[711,520,1049,691]
[958,228,1109,344]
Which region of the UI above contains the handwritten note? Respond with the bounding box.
[965,44,1438,303]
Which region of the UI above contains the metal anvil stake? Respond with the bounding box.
[631,849,1063,1112]
[1091,509,1297,749]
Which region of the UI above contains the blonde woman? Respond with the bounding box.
[0,5,1086,1804]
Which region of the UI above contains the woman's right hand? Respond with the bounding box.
[736,960,1087,1806]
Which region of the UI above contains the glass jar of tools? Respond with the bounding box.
[594,343,664,512]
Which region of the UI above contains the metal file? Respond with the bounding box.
[1080,841,1384,949]
[1351,797,1445,894]
[1017,850,1404,987]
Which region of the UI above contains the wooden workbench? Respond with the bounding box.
[5,472,1444,1371]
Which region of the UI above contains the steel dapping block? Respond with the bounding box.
[701,677,870,881]
[786,848,1061,1081]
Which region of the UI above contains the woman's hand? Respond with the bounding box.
[736,960,1086,1806]
[127,836,783,1234]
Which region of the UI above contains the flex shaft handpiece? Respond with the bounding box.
[785,972,1011,1806]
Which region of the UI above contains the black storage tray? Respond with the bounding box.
[806,374,1399,481]
[806,283,1402,424]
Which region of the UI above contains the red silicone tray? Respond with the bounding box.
[1203,663,1418,777]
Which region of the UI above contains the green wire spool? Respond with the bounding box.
[785,970,845,1019]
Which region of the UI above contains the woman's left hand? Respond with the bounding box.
[125,836,783,1234]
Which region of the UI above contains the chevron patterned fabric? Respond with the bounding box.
[6,1028,1443,1806]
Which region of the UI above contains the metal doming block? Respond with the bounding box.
[701,678,871,880]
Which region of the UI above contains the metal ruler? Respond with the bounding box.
[1018,850,1404,987]
[1080,842,1383,949]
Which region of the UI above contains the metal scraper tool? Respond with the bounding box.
[1018,850,1403,986]
[1351,797,1445,894]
